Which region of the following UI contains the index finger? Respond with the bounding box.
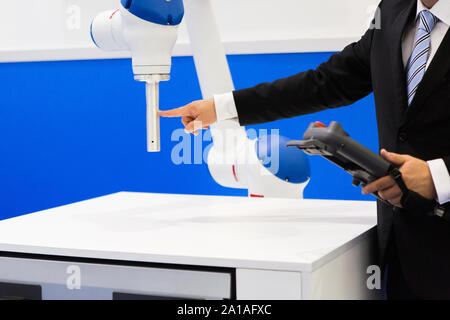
[159,105,191,118]
[362,176,395,195]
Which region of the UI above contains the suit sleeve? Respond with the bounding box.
[444,156,450,175]
[233,27,375,126]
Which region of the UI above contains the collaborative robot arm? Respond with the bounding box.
[91,0,310,198]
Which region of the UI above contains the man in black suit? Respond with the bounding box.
[160,0,450,299]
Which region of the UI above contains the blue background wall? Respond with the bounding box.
[0,52,378,221]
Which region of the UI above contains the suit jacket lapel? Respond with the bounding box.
[407,28,450,120]
[388,0,417,115]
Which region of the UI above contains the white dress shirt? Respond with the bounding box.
[213,0,450,204]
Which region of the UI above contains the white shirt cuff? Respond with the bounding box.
[213,92,238,122]
[428,159,450,204]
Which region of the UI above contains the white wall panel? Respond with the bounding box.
[0,0,380,62]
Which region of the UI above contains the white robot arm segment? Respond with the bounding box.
[91,0,184,152]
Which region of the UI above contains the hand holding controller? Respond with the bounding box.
[287,121,447,220]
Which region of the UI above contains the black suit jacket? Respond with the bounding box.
[233,0,450,299]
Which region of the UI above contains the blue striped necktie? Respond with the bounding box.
[406,10,438,106]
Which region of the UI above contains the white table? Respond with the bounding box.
[0,192,378,300]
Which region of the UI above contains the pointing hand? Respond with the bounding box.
[159,99,217,136]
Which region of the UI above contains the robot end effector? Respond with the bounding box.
[90,0,185,152]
